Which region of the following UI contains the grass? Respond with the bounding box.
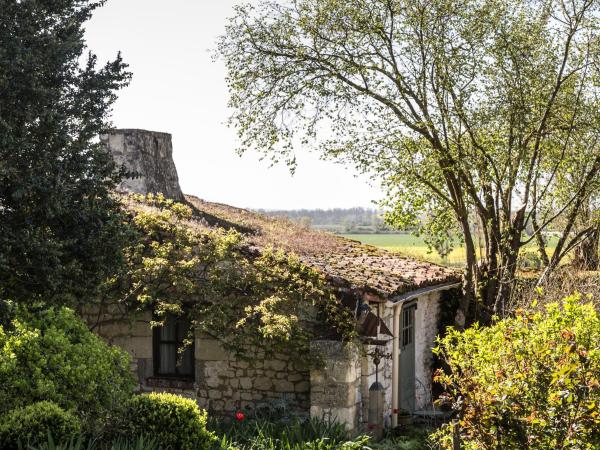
[342,233,560,267]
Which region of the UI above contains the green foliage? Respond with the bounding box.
[24,435,157,450]
[211,417,370,450]
[518,250,542,272]
[433,294,600,449]
[114,194,356,365]
[0,401,80,449]
[126,393,215,450]
[218,0,600,320]
[0,0,133,310]
[0,307,134,435]
[369,427,433,450]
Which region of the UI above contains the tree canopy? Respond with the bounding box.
[219,0,600,324]
[0,0,132,311]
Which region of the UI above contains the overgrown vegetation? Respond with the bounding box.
[433,294,600,449]
[97,194,356,365]
[0,306,134,437]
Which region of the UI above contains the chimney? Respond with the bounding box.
[101,129,185,201]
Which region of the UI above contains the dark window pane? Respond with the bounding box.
[159,343,176,374]
[154,314,195,379]
[178,345,194,376]
[160,320,176,341]
[177,318,190,341]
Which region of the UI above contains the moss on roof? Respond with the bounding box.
[184,195,460,299]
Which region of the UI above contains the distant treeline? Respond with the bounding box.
[257,207,400,233]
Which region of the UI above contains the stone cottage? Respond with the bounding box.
[93,129,461,432]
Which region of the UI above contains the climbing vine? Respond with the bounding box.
[101,194,356,367]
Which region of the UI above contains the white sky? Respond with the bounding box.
[84,0,383,210]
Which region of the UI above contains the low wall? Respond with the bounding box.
[195,339,310,416]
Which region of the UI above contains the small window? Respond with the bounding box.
[402,306,415,347]
[153,315,194,379]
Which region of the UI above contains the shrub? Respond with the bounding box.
[127,393,215,450]
[0,401,80,449]
[433,294,600,449]
[0,307,135,435]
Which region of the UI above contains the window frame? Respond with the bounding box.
[152,314,195,381]
[401,304,416,347]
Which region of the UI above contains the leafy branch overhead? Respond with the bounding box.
[102,194,356,365]
[218,0,600,325]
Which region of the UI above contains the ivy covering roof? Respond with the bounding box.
[184,195,460,300]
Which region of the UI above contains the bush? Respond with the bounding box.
[433,294,600,449]
[127,393,215,450]
[0,307,135,435]
[0,401,81,449]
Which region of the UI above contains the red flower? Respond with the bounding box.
[235,411,245,421]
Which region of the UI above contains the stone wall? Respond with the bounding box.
[88,310,310,417]
[414,292,441,410]
[309,341,362,431]
[101,129,184,201]
[195,338,310,416]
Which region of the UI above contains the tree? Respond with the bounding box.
[549,153,600,271]
[218,0,600,325]
[0,0,132,311]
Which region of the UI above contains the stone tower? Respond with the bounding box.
[101,129,184,201]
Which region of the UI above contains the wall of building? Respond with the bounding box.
[309,340,362,431]
[414,292,442,410]
[89,310,311,418]
[86,290,443,431]
[359,291,442,427]
[195,338,310,416]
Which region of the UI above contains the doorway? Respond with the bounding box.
[399,304,416,412]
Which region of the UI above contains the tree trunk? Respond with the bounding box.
[455,214,478,329]
[573,226,600,270]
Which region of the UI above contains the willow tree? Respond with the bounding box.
[218,0,600,325]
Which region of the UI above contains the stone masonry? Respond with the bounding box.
[195,340,310,416]
[101,129,184,201]
[310,341,362,430]
[88,308,311,418]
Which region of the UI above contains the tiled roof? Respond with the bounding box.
[184,195,461,300]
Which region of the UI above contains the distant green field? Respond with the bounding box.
[341,233,466,265]
[341,233,559,267]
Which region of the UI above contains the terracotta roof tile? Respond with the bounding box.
[184,195,461,299]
